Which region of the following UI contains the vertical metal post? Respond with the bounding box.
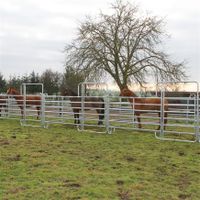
[132,97,135,127]
[192,94,196,126]
[119,96,122,118]
[78,83,81,96]
[20,85,22,95]
[61,96,64,122]
[41,84,44,94]
[22,83,26,125]
[155,83,158,97]
[41,93,46,128]
[7,96,11,118]
[105,95,110,134]
[80,84,85,131]
[195,83,199,142]
[186,97,189,124]
[160,89,165,138]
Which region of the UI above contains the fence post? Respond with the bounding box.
[60,96,64,122]
[186,97,189,124]
[132,97,136,127]
[23,84,26,123]
[7,96,11,118]
[195,84,200,142]
[20,84,27,126]
[78,85,85,131]
[105,95,111,134]
[160,89,165,138]
[41,93,46,128]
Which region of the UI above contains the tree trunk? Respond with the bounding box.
[115,79,128,91]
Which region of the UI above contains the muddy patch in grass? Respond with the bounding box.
[0,139,10,145]
[68,183,81,188]
[116,180,124,185]
[117,188,132,200]
[178,193,191,200]
[178,151,186,156]
[62,180,81,189]
[196,151,200,155]
[124,156,136,162]
[7,186,26,194]
[5,154,21,161]
[177,173,191,191]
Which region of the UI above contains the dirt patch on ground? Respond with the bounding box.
[62,180,81,189]
[178,173,191,191]
[117,188,132,200]
[178,193,191,200]
[178,151,186,156]
[5,154,21,161]
[124,156,136,162]
[67,183,81,188]
[7,186,26,194]
[116,180,124,185]
[0,139,10,145]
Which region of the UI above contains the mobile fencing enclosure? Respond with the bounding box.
[1,82,200,143]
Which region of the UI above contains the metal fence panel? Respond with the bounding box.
[1,85,200,143]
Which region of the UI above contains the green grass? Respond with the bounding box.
[1,119,200,200]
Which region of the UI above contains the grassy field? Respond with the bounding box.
[0,119,200,200]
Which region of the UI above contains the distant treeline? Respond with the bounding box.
[0,69,69,95]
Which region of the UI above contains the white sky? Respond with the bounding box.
[0,0,199,82]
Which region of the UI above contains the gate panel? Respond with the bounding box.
[20,83,44,127]
[155,81,200,142]
[108,95,162,133]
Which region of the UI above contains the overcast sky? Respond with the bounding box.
[0,0,199,82]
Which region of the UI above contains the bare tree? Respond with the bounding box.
[64,0,186,90]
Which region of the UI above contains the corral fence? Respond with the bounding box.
[0,82,200,143]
